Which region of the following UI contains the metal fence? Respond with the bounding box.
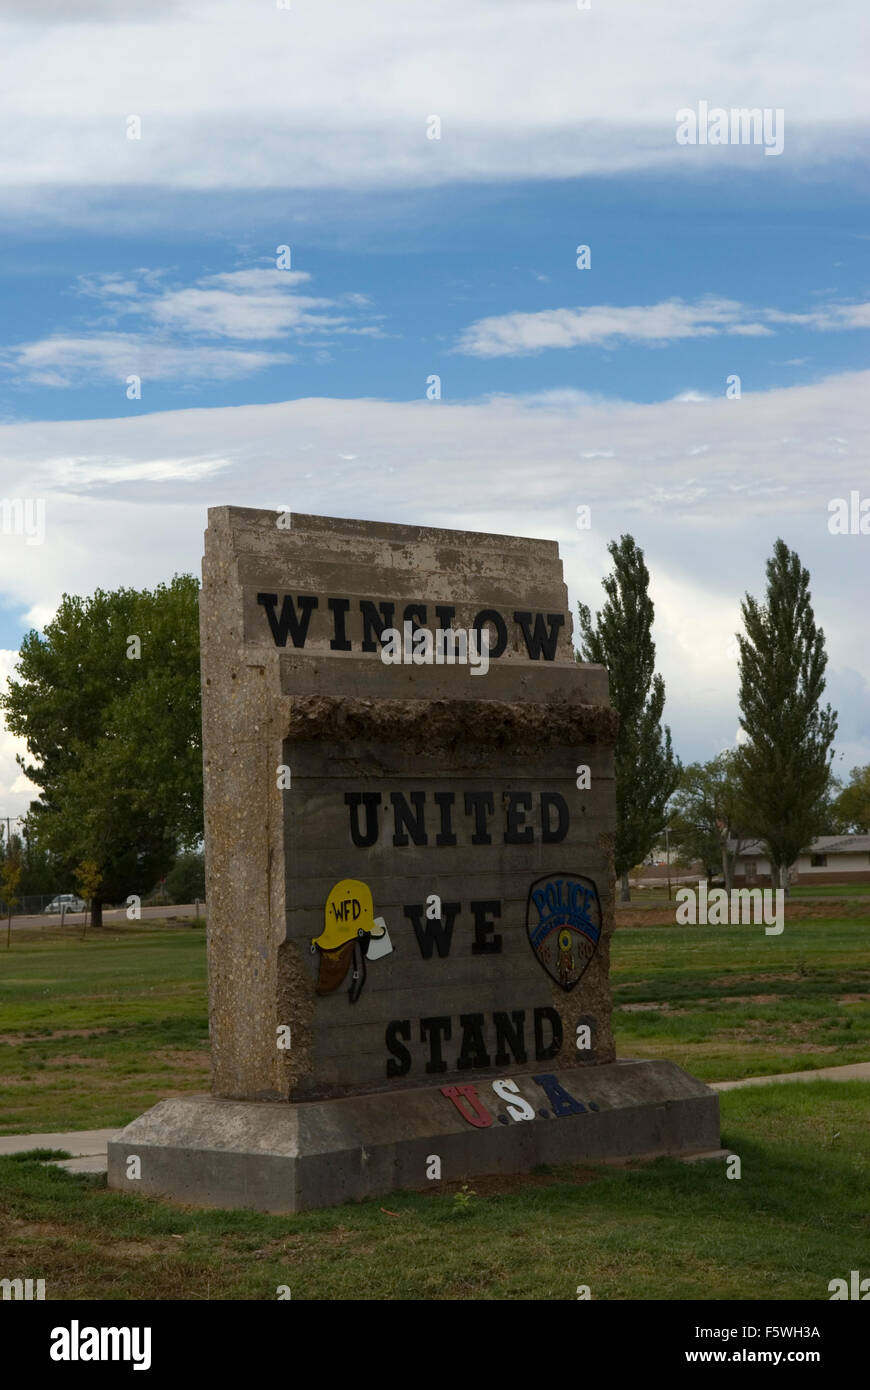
[0,893,206,918]
[0,892,69,917]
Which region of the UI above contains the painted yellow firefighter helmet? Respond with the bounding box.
[313,879,384,952]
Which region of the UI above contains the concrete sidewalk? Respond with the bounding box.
[0,1128,119,1174]
[710,1061,870,1091]
[1,1063,867,1175]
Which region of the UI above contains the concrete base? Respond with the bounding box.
[107,1059,719,1213]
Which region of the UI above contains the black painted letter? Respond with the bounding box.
[513,611,564,661]
[470,900,502,955]
[403,902,460,958]
[257,593,318,649]
[540,791,569,843]
[391,791,428,846]
[421,1016,452,1074]
[344,792,381,848]
[385,1020,411,1077]
[533,1006,563,1060]
[464,791,494,845]
[494,1010,527,1065]
[456,1014,491,1070]
[504,792,533,844]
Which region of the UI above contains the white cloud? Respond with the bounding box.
[147,270,347,340]
[455,297,870,358]
[0,0,182,18]
[2,334,291,387]
[77,273,141,299]
[1,267,378,387]
[0,372,866,822]
[0,0,867,207]
[45,456,231,487]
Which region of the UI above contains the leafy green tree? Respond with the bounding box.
[0,575,202,928]
[577,534,682,901]
[668,751,752,891]
[16,824,63,899]
[833,765,870,833]
[1,821,65,900]
[165,851,206,904]
[734,540,837,894]
[668,801,720,883]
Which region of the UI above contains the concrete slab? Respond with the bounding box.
[679,1148,734,1164]
[107,1059,720,1213]
[0,1129,118,1156]
[712,1062,870,1091]
[52,1154,109,1175]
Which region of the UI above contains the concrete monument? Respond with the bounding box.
[108,508,719,1212]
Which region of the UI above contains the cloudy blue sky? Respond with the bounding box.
[0,0,868,813]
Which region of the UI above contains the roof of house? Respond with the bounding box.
[729,834,870,857]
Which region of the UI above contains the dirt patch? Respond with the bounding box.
[839,995,870,1004]
[151,1050,210,1067]
[616,911,677,927]
[6,1219,65,1237]
[619,994,784,1011]
[108,1240,175,1260]
[44,1055,102,1067]
[710,973,801,986]
[737,1033,839,1052]
[442,1168,600,1197]
[720,994,780,1006]
[0,1029,112,1046]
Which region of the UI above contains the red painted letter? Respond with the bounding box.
[440,1083,493,1128]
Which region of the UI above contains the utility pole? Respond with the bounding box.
[3,815,23,845]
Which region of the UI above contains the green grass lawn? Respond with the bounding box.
[0,1081,866,1299]
[612,917,870,1081]
[0,922,209,1132]
[1,913,868,1300]
[1,916,868,1129]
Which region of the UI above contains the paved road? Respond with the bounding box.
[7,902,205,931]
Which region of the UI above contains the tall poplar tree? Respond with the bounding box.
[577,534,681,901]
[735,539,837,892]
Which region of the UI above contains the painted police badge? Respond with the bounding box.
[525,873,602,991]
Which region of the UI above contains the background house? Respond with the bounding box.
[732,835,870,886]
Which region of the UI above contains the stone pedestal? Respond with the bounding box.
[107,1060,720,1213]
